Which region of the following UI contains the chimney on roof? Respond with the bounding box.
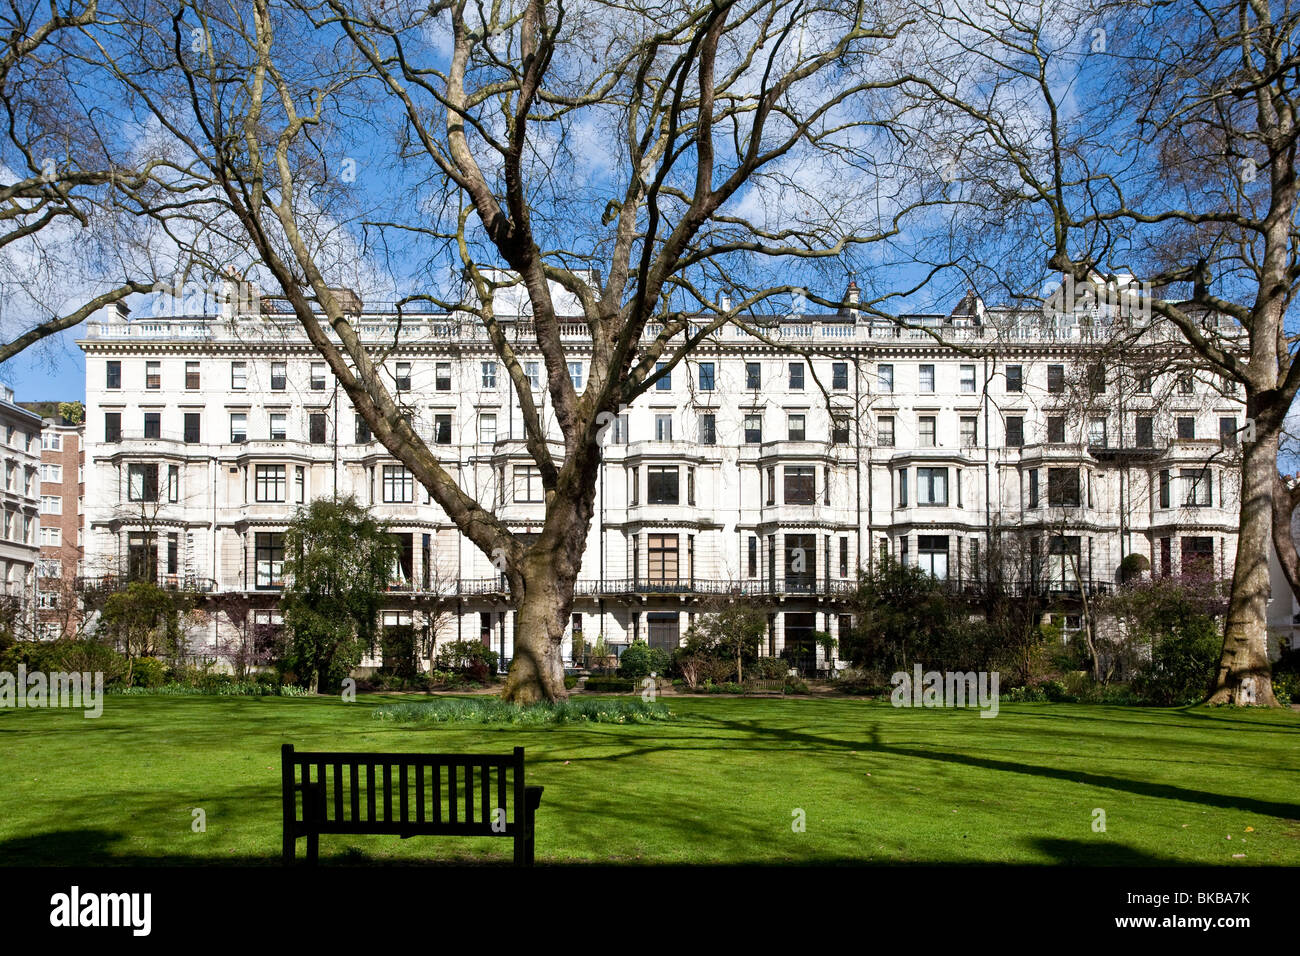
[841,279,860,320]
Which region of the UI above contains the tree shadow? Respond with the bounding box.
[695,714,1300,820]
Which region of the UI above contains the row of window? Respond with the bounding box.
[101,403,1237,454]
[875,363,1222,397]
[876,413,1237,449]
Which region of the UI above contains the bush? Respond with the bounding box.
[130,657,169,688]
[373,697,673,724]
[434,640,500,677]
[672,650,734,689]
[748,657,791,680]
[583,677,635,693]
[1271,649,1300,705]
[618,640,667,679]
[2,639,129,685]
[106,681,309,696]
[563,674,578,690]
[1132,615,1221,706]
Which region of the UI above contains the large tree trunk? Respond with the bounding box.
[1208,418,1280,706]
[501,566,573,704]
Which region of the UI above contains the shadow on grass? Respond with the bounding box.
[695,714,1300,821]
[0,828,1196,867]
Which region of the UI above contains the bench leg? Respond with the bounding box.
[303,781,323,867]
[522,786,544,867]
[282,828,295,865]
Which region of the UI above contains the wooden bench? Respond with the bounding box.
[281,744,543,865]
[743,679,787,697]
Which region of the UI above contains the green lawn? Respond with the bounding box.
[1,694,1298,865]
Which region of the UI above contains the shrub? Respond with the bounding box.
[583,677,635,693]
[130,657,169,688]
[783,677,810,694]
[563,674,578,690]
[1132,615,1221,706]
[673,650,734,689]
[106,681,308,697]
[748,657,791,680]
[434,640,500,677]
[373,697,672,724]
[617,640,654,679]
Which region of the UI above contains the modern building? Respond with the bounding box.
[0,387,44,639]
[76,279,1248,673]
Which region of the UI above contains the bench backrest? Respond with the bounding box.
[282,744,526,837]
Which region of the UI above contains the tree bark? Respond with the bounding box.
[502,562,573,704]
[1208,416,1280,706]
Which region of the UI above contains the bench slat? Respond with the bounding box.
[497,764,506,832]
[416,762,425,824]
[434,763,442,824]
[400,763,409,824]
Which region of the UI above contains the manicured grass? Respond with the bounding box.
[1,695,1297,865]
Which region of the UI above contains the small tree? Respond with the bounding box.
[683,603,767,685]
[96,581,193,685]
[844,558,997,676]
[279,496,398,693]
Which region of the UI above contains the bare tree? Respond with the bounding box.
[94,0,938,701]
[0,1,218,366]
[899,0,1299,705]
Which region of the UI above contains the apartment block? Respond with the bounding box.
[76,283,1247,673]
[0,388,44,637]
[22,406,86,639]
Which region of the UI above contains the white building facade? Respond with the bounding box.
[0,387,44,635]
[77,288,1249,673]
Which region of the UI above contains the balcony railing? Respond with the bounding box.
[75,573,217,594]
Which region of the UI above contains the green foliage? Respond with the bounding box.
[373,697,672,724]
[433,640,499,680]
[97,581,193,673]
[107,681,309,696]
[842,558,998,673]
[130,657,168,688]
[672,604,767,687]
[747,657,790,680]
[1,638,128,684]
[617,640,669,679]
[57,401,84,425]
[1272,649,1300,706]
[1110,580,1224,705]
[279,496,400,692]
[584,677,636,693]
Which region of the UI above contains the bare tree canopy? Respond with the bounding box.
[87,0,944,701]
[895,0,1299,705]
[0,0,219,366]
